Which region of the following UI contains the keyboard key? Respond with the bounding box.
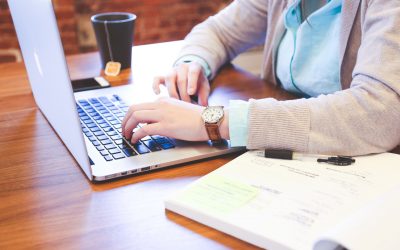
[90,127,101,132]
[94,131,105,136]
[141,135,152,141]
[105,144,117,150]
[143,140,161,151]
[88,136,97,142]
[114,139,123,145]
[92,141,100,146]
[82,127,89,133]
[112,153,125,159]
[154,138,169,144]
[103,127,114,132]
[110,120,119,125]
[82,119,93,124]
[133,142,150,154]
[96,145,105,151]
[104,155,113,161]
[160,142,175,150]
[101,139,112,145]
[100,151,109,156]
[78,99,89,104]
[113,94,122,101]
[122,147,137,157]
[108,148,121,154]
[107,131,118,136]
[89,98,99,103]
[86,123,97,128]
[111,135,122,140]
[97,135,108,141]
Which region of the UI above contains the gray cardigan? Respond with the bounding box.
[178,0,400,155]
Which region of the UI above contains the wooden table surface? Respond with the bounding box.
[0,41,397,250]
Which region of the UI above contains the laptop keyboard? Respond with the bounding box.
[76,95,175,161]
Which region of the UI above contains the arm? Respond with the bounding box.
[247,0,400,155]
[178,0,269,79]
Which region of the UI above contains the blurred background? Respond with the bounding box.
[0,0,231,63]
[0,0,262,75]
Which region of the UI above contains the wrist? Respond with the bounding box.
[201,106,228,143]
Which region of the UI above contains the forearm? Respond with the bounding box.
[247,76,400,155]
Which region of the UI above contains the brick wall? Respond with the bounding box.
[0,0,231,63]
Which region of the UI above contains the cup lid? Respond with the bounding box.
[91,12,136,23]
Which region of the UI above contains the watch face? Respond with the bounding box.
[202,106,224,123]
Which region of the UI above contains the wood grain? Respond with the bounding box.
[0,41,398,250]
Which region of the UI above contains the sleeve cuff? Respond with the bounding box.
[174,54,212,80]
[229,100,250,147]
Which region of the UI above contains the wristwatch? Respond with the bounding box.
[201,106,224,144]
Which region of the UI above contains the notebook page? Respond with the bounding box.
[165,151,400,250]
[314,185,400,250]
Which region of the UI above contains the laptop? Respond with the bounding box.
[8,0,242,181]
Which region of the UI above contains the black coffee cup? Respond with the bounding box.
[91,12,136,70]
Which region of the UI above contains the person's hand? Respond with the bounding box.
[153,62,210,106]
[121,97,210,143]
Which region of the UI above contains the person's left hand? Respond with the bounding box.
[121,97,209,143]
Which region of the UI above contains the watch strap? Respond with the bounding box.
[205,123,222,144]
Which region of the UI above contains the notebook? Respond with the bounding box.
[165,151,400,250]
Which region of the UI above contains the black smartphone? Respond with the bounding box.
[71,77,111,92]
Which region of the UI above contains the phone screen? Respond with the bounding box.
[71,77,111,92]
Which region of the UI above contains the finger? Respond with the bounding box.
[187,63,202,95]
[121,102,158,136]
[130,123,161,143]
[176,65,191,102]
[123,110,159,140]
[197,79,210,106]
[152,76,165,94]
[165,70,179,99]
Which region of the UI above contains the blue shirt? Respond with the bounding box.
[230,0,343,147]
[276,0,343,97]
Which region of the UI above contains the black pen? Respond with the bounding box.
[264,149,355,166]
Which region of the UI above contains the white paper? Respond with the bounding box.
[166,151,400,250]
[314,185,400,250]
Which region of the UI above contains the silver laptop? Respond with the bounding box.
[8,0,241,181]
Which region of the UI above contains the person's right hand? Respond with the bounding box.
[152,62,210,106]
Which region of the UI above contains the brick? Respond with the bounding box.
[0,0,232,62]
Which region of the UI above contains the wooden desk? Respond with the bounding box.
[0,41,398,249]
